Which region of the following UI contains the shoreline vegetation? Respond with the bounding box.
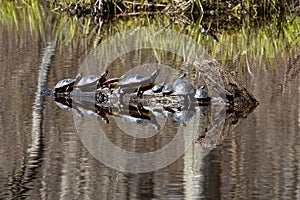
[1,0,300,69]
[50,0,300,17]
[0,0,300,49]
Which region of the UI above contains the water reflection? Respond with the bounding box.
[0,3,299,200]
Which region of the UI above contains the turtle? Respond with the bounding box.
[100,77,120,88]
[162,72,195,96]
[117,104,160,130]
[54,96,73,110]
[119,114,151,124]
[116,69,160,98]
[162,106,196,126]
[162,106,176,120]
[95,91,109,103]
[172,78,195,96]
[54,73,82,94]
[162,73,186,96]
[75,105,99,118]
[194,85,209,99]
[95,104,112,124]
[173,110,196,126]
[162,82,173,96]
[152,82,165,93]
[76,70,108,91]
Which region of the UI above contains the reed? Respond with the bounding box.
[1,0,300,70]
[0,0,45,39]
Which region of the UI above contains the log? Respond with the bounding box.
[194,59,259,112]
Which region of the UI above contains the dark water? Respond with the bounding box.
[0,12,299,200]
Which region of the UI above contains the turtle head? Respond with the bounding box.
[75,72,83,81]
[101,70,108,78]
[150,69,160,81]
[178,72,187,79]
[98,70,109,87]
[119,74,126,80]
[74,72,83,86]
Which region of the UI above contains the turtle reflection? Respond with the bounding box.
[51,69,213,128]
[54,95,209,130]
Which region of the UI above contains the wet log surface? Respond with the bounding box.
[194,59,259,112]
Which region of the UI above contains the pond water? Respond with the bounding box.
[0,8,299,200]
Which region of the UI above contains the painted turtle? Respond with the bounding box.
[194,85,209,99]
[152,82,165,93]
[119,114,151,124]
[162,73,186,96]
[173,110,196,126]
[172,78,195,96]
[116,104,160,130]
[95,104,111,124]
[75,105,99,118]
[101,77,119,88]
[163,106,196,126]
[54,96,73,110]
[76,70,108,91]
[162,106,175,120]
[54,73,82,94]
[161,82,173,96]
[116,69,160,97]
[162,73,195,96]
[74,102,110,123]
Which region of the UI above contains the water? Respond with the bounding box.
[0,10,299,200]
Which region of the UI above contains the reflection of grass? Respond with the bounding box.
[202,16,300,66]
[96,14,300,67]
[1,0,300,68]
[0,0,102,51]
[0,0,45,38]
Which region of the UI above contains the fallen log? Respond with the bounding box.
[194,59,259,112]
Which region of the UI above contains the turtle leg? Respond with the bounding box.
[66,85,73,93]
[109,81,118,89]
[116,87,122,101]
[136,102,145,116]
[151,115,160,131]
[136,83,154,98]
[97,108,110,124]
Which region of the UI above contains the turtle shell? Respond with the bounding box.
[101,78,119,88]
[173,110,195,124]
[54,73,82,93]
[152,82,165,93]
[162,72,191,96]
[194,86,208,99]
[76,75,100,87]
[117,69,160,88]
[54,78,76,93]
[172,79,195,95]
[76,71,108,89]
[118,74,148,86]
[76,106,99,118]
[162,82,173,95]
[119,114,150,124]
